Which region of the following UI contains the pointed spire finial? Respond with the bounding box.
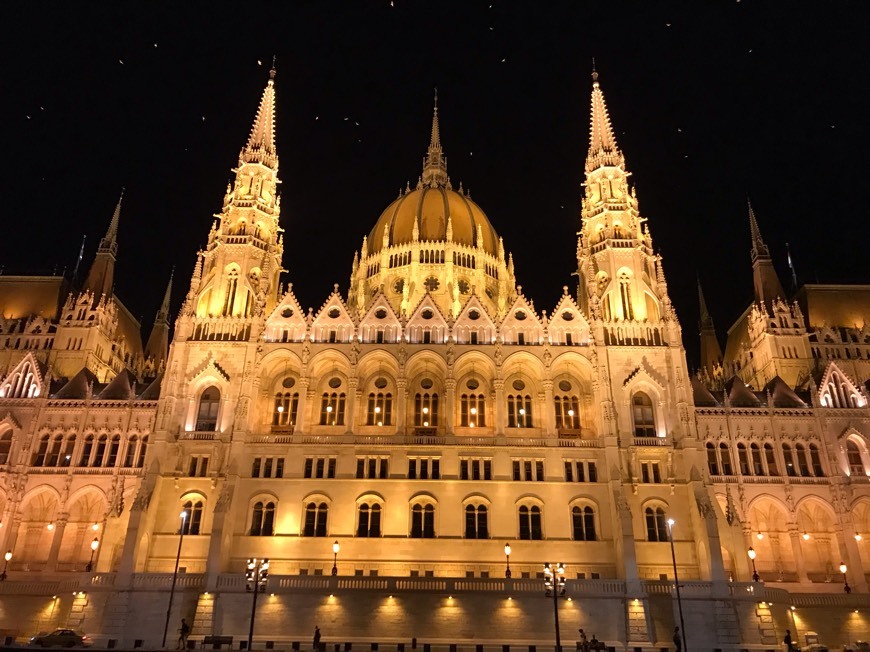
[99,188,124,251]
[585,66,624,172]
[270,55,277,80]
[241,68,278,167]
[421,88,448,187]
[747,197,769,261]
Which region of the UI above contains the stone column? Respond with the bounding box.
[396,379,407,434]
[445,379,456,434]
[45,514,68,571]
[836,526,868,592]
[542,380,555,436]
[296,378,313,433]
[0,505,19,555]
[345,378,359,434]
[787,525,810,583]
[494,379,506,435]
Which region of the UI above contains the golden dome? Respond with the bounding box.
[368,185,499,256]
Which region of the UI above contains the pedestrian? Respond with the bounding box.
[313,626,321,652]
[588,634,600,651]
[673,626,682,652]
[578,628,588,652]
[177,619,191,650]
[784,629,794,651]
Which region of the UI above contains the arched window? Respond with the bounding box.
[706,442,719,475]
[33,434,49,466]
[632,393,655,437]
[507,395,532,428]
[0,431,12,465]
[618,272,634,320]
[222,269,239,316]
[124,436,138,467]
[93,435,108,467]
[196,387,221,431]
[106,435,121,467]
[45,434,63,467]
[847,440,865,476]
[460,394,486,427]
[250,501,276,536]
[136,436,149,468]
[764,443,779,476]
[273,392,299,427]
[366,393,393,426]
[555,395,581,430]
[572,506,596,541]
[303,502,329,537]
[518,505,543,540]
[737,443,750,475]
[795,444,811,477]
[357,503,382,537]
[410,504,435,538]
[78,435,94,467]
[414,393,439,427]
[464,505,488,539]
[750,443,765,476]
[719,443,733,475]
[645,507,668,542]
[809,444,824,476]
[181,500,204,535]
[319,393,346,426]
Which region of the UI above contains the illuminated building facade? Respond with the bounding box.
[1,67,869,649]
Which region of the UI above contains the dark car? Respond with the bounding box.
[29,630,92,648]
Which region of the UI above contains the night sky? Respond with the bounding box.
[3,2,868,367]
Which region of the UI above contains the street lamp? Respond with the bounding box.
[840,562,851,594]
[747,547,760,582]
[667,519,688,652]
[543,562,567,652]
[246,558,270,650]
[86,538,99,572]
[162,510,189,649]
[332,541,340,576]
[504,543,512,579]
[0,550,11,581]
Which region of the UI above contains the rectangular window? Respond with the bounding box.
[641,462,662,484]
[252,457,262,478]
[356,456,389,479]
[460,459,469,480]
[514,458,545,481]
[356,459,365,479]
[188,455,209,477]
[566,333,573,345]
[535,460,544,481]
[460,458,493,481]
[517,333,525,345]
[408,459,417,479]
[408,457,440,479]
[564,461,573,482]
[512,460,521,481]
[263,458,273,478]
[483,459,492,480]
[470,332,479,345]
[305,457,336,479]
[275,458,284,478]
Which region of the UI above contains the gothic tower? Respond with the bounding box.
[83,191,123,300]
[698,279,723,376]
[748,199,786,306]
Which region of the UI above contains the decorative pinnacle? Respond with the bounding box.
[242,68,278,167]
[585,68,624,173]
[100,189,124,251]
[270,55,277,80]
[591,57,598,84]
[747,198,770,261]
[698,278,713,327]
[422,88,448,187]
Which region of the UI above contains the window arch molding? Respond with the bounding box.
[629,387,659,438]
[179,491,206,535]
[409,492,438,539]
[568,497,599,542]
[189,380,225,432]
[248,493,278,536]
[301,492,332,537]
[0,428,13,465]
[515,496,544,541]
[641,498,670,543]
[842,433,870,477]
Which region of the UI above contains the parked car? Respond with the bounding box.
[29,630,92,647]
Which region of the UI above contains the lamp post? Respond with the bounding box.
[840,562,851,594]
[161,510,188,649]
[0,550,11,581]
[747,547,760,582]
[332,541,340,576]
[543,562,567,652]
[667,519,688,652]
[86,537,99,572]
[504,543,512,579]
[246,558,270,650]
[789,606,800,648]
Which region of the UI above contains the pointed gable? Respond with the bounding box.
[763,376,807,408]
[453,293,496,345]
[691,376,720,407]
[500,291,543,345]
[0,352,47,399]
[98,368,136,400]
[53,367,99,400]
[819,361,867,408]
[312,285,355,343]
[358,291,402,344]
[265,284,308,343]
[406,293,449,344]
[548,290,591,345]
[725,376,762,408]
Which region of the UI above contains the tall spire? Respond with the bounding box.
[241,64,278,168]
[83,191,123,298]
[698,278,723,375]
[747,199,786,305]
[586,68,624,172]
[421,89,449,187]
[145,270,173,369]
